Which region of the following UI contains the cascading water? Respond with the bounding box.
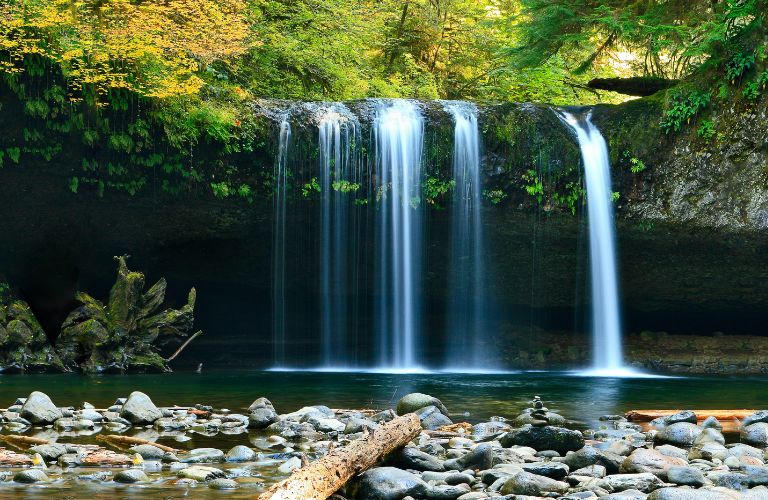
[272,114,292,367]
[442,101,489,369]
[317,105,361,367]
[560,110,631,376]
[374,100,425,370]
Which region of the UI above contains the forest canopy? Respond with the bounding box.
[0,0,765,198]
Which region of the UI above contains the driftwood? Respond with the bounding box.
[80,449,133,466]
[166,330,202,362]
[96,434,179,453]
[626,409,756,422]
[0,435,50,449]
[258,413,421,500]
[0,448,33,466]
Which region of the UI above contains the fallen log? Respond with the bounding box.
[80,448,134,466]
[96,434,179,453]
[587,77,678,96]
[0,448,33,466]
[626,409,756,422]
[258,413,421,500]
[0,435,50,449]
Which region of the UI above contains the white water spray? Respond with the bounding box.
[560,111,633,376]
[374,100,425,370]
[272,115,291,367]
[442,101,488,368]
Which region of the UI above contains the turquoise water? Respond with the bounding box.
[1,370,764,427]
[0,370,765,498]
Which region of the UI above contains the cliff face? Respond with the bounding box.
[0,93,766,370]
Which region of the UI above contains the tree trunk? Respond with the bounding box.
[258,413,421,500]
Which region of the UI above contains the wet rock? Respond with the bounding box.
[351,467,429,500]
[444,443,494,471]
[77,409,104,422]
[742,423,768,447]
[130,444,166,460]
[654,422,702,447]
[605,472,664,493]
[114,469,150,483]
[13,469,49,483]
[620,448,687,479]
[29,443,67,461]
[19,391,62,425]
[308,417,345,433]
[500,471,569,495]
[392,446,445,472]
[522,461,570,479]
[501,425,584,455]
[397,393,450,417]
[648,487,734,499]
[667,466,706,487]
[558,445,622,473]
[416,406,453,430]
[472,422,511,439]
[119,391,163,425]
[572,465,607,478]
[178,466,226,481]
[248,397,275,413]
[209,478,239,489]
[444,472,474,485]
[225,445,255,462]
[278,456,302,473]
[345,417,378,434]
[249,407,279,429]
[154,417,189,431]
[655,445,689,460]
[427,483,471,499]
[181,448,225,463]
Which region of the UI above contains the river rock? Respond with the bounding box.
[351,467,429,500]
[14,469,49,483]
[392,446,445,472]
[345,417,378,434]
[472,422,511,439]
[444,443,494,471]
[428,483,471,499]
[522,461,570,479]
[559,445,623,473]
[501,425,584,454]
[115,469,150,483]
[225,445,255,462]
[500,471,569,495]
[700,416,722,430]
[29,443,67,461]
[181,448,225,463]
[397,393,450,416]
[119,391,163,425]
[178,466,226,481]
[744,411,768,427]
[249,407,279,429]
[620,448,687,479]
[209,478,239,489]
[129,444,166,460]
[667,466,707,487]
[248,397,275,412]
[308,417,345,433]
[655,444,689,460]
[663,411,698,425]
[655,422,702,447]
[742,423,768,446]
[416,405,453,430]
[605,472,664,493]
[648,487,737,499]
[19,391,62,425]
[572,465,607,478]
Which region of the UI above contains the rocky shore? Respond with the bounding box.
[1,390,768,498]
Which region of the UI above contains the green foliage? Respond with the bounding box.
[332,180,361,193]
[0,282,9,304]
[521,169,544,203]
[697,120,716,141]
[611,191,621,203]
[623,151,646,173]
[552,181,585,215]
[483,189,508,205]
[211,182,232,199]
[660,90,712,133]
[302,177,321,198]
[726,51,756,84]
[423,177,456,207]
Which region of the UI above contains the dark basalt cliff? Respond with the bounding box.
[0,93,766,371]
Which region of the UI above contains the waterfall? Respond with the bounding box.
[317,105,361,367]
[443,101,488,369]
[374,100,425,370]
[560,111,629,375]
[272,115,291,367]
